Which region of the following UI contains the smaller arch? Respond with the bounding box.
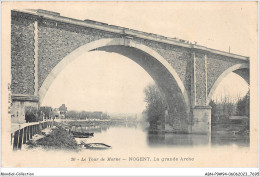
[206,63,249,105]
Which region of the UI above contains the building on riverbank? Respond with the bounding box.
[59,104,67,119]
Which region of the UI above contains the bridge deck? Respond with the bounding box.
[12,9,249,61]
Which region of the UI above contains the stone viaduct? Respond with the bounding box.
[11,9,249,134]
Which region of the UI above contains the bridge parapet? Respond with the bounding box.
[12,9,249,62]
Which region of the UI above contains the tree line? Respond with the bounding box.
[66,111,108,119]
[25,106,109,122]
[144,84,250,128]
[210,91,249,124]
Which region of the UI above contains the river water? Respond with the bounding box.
[15,121,251,167]
[73,122,250,152]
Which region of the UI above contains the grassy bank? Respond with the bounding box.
[27,126,79,150]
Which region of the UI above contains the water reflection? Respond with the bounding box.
[70,121,249,148]
[211,134,249,147]
[147,132,249,147]
[147,132,210,147]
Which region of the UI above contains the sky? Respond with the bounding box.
[42,52,154,113]
[34,2,256,113]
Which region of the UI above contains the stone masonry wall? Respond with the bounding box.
[37,18,192,92]
[135,38,192,91]
[11,15,35,95]
[207,53,246,96]
[195,52,207,106]
[38,19,121,88]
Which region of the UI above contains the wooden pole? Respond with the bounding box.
[13,130,19,150]
[29,125,32,139]
[11,133,13,145]
[32,125,34,137]
[23,127,27,144]
[27,126,30,140]
[18,128,24,149]
[33,125,35,136]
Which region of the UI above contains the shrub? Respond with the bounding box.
[36,127,78,150]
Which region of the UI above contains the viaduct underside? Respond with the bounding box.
[11,9,249,134]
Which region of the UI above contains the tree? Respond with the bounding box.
[25,106,38,122]
[237,91,250,116]
[40,106,53,119]
[144,84,167,128]
[79,111,89,119]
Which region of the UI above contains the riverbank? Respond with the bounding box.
[26,126,79,151]
[65,119,132,127]
[212,123,249,136]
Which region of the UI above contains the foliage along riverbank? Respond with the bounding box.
[26,126,79,151]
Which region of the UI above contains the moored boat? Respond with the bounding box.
[84,143,111,150]
[71,131,94,138]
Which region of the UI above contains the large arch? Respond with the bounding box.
[206,63,249,105]
[39,38,190,116]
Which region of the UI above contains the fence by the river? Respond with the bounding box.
[11,120,54,150]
